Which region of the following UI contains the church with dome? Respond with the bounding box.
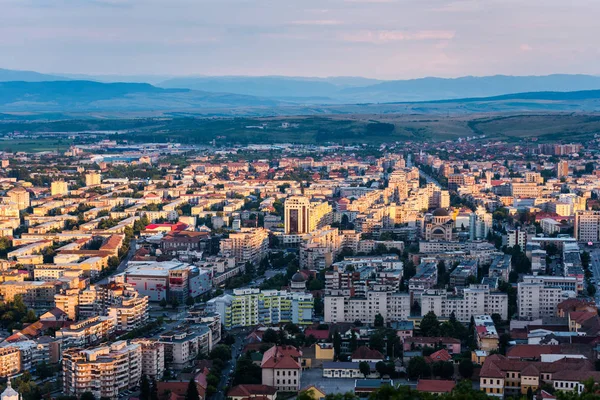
[1,381,20,400]
[290,271,307,292]
[424,208,454,241]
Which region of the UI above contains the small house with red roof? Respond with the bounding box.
[416,379,455,394]
[424,349,452,364]
[261,345,303,392]
[228,384,278,400]
[351,346,384,363]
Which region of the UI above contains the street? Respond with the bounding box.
[96,239,137,285]
[589,249,600,304]
[212,332,247,400]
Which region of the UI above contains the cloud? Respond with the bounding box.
[520,44,533,52]
[344,30,455,44]
[291,20,343,26]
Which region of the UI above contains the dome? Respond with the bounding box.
[1,381,19,400]
[291,271,306,283]
[432,208,449,217]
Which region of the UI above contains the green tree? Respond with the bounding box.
[407,356,430,380]
[375,361,388,378]
[333,331,342,360]
[185,379,200,400]
[459,359,474,378]
[374,313,384,327]
[186,296,195,307]
[263,328,279,344]
[80,393,96,400]
[159,298,168,309]
[420,311,440,337]
[170,297,180,309]
[140,375,151,400]
[349,330,358,352]
[359,361,371,378]
[369,331,385,353]
[209,345,232,362]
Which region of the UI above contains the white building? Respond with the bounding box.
[324,291,410,324]
[518,276,576,320]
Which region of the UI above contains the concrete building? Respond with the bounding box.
[420,285,508,322]
[0,347,21,377]
[324,291,410,324]
[55,316,116,348]
[219,228,269,265]
[575,210,600,243]
[63,341,142,399]
[51,181,69,196]
[518,276,576,320]
[284,196,332,234]
[131,339,165,380]
[7,186,30,211]
[85,171,102,187]
[208,288,314,329]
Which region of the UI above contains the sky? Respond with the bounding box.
[1,0,599,80]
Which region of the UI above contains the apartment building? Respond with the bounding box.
[518,276,576,320]
[574,210,600,243]
[219,228,269,265]
[85,171,102,187]
[0,347,21,377]
[0,280,62,310]
[63,341,142,399]
[51,181,69,196]
[507,228,527,248]
[55,316,116,348]
[107,289,149,332]
[299,226,342,270]
[208,288,314,329]
[131,339,165,380]
[284,196,332,234]
[159,325,213,369]
[324,291,410,324]
[420,285,508,322]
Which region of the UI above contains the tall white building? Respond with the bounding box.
[219,228,269,264]
[575,210,600,243]
[517,276,576,320]
[324,291,410,324]
[420,285,508,322]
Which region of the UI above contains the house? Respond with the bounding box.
[391,321,414,342]
[425,349,452,364]
[227,384,278,400]
[557,299,596,317]
[322,362,377,379]
[351,346,384,363]
[354,380,393,396]
[315,343,334,361]
[416,379,455,394]
[261,345,303,392]
[403,337,461,354]
[301,385,326,400]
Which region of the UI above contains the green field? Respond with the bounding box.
[0,139,71,153]
[1,112,599,149]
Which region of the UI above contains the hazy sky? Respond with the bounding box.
[1,0,599,79]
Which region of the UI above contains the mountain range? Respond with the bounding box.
[2,68,600,114]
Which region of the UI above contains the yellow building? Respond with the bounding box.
[51,181,69,196]
[315,343,334,361]
[302,386,326,400]
[85,172,102,187]
[0,347,21,377]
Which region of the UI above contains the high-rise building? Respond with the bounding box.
[85,171,102,187]
[50,180,69,196]
[557,160,569,178]
[219,228,269,264]
[7,186,30,211]
[131,339,165,380]
[63,341,142,399]
[574,210,600,243]
[517,276,575,320]
[284,196,332,234]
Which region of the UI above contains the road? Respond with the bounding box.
[418,169,442,188]
[589,249,600,304]
[213,332,247,400]
[96,239,136,285]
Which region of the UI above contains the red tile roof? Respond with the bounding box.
[351,346,384,361]
[228,385,277,398]
[506,345,561,360]
[416,380,455,393]
[261,345,302,369]
[304,330,330,341]
[425,349,452,364]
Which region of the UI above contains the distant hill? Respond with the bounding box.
[158,76,380,99]
[0,68,67,82]
[340,74,600,102]
[0,80,284,112]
